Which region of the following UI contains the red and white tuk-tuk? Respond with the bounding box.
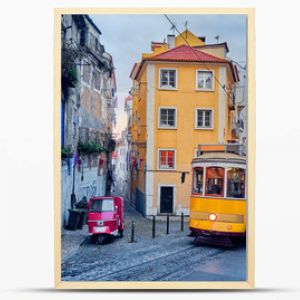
[87,196,124,244]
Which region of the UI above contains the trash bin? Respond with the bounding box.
[75,197,88,209]
[75,198,88,229]
[65,209,81,230]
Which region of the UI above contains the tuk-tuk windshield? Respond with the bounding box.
[90,198,114,212]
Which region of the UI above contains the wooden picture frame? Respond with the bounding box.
[54,7,255,289]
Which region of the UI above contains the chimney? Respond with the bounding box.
[167,34,175,49]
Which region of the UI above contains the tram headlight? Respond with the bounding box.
[208,213,217,222]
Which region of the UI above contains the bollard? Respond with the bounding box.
[166,214,169,235]
[152,215,156,238]
[181,212,184,231]
[130,221,136,243]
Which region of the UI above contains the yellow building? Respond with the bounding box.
[129,30,239,217]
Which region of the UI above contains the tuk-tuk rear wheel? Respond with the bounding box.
[91,235,98,243]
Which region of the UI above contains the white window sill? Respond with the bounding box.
[194,127,214,130]
[158,168,176,171]
[159,87,178,91]
[158,126,177,130]
[195,88,215,92]
[82,81,91,88]
[93,88,101,94]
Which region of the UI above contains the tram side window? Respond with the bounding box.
[193,168,203,194]
[205,167,224,197]
[227,168,246,198]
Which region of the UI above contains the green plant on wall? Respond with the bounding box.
[61,146,73,159]
[61,41,84,88]
[77,141,105,154]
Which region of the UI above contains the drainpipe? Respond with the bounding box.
[71,153,77,209]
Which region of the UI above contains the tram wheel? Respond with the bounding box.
[231,236,246,247]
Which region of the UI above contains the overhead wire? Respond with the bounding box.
[226,55,247,71]
[131,15,246,130]
[164,14,230,94]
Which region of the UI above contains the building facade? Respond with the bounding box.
[129,30,240,217]
[235,67,247,156]
[112,133,129,195]
[61,15,116,225]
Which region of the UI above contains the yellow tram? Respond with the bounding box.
[189,145,246,244]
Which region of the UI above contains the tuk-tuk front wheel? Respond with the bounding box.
[96,235,105,245]
[118,228,124,238]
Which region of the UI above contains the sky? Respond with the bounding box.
[91,14,247,137]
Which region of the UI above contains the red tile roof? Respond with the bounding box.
[133,44,239,82]
[149,44,228,63]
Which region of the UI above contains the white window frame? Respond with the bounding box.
[159,68,178,90]
[195,69,215,91]
[158,107,177,129]
[92,67,101,93]
[195,108,214,130]
[157,148,176,170]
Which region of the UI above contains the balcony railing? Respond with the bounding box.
[228,86,236,110]
[228,93,235,110]
[79,127,102,144]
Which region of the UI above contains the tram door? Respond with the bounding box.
[160,186,173,214]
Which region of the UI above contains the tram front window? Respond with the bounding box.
[205,167,224,197]
[193,167,203,194]
[227,168,245,198]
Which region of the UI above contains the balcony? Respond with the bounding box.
[104,133,116,152]
[102,88,112,99]
[228,93,235,110]
[79,127,102,144]
[228,85,236,110]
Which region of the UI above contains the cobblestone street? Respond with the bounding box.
[61,199,246,281]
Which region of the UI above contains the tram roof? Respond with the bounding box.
[193,152,246,162]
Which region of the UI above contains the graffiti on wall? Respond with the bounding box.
[79,180,97,201]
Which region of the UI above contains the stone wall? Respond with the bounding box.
[61,159,106,226]
[135,188,146,216]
